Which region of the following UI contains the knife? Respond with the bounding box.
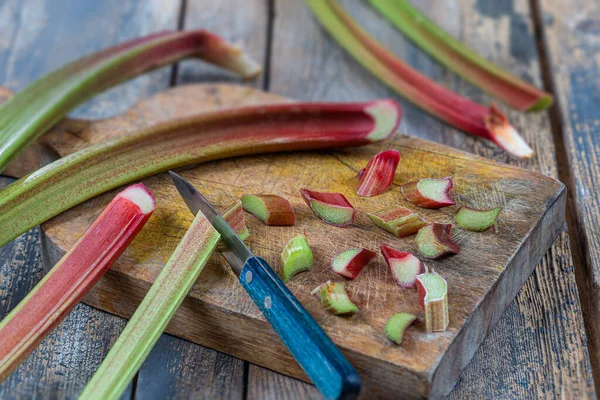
[169,171,361,400]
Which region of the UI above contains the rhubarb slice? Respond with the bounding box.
[356,149,400,197]
[306,0,533,158]
[368,0,553,112]
[81,208,221,399]
[223,200,250,240]
[401,177,455,209]
[416,270,449,332]
[367,205,425,237]
[299,189,356,227]
[0,30,262,173]
[241,194,295,226]
[380,246,422,288]
[330,248,376,279]
[320,282,358,315]
[0,184,155,382]
[0,99,401,248]
[280,235,314,283]
[385,312,417,345]
[416,224,460,259]
[456,206,502,232]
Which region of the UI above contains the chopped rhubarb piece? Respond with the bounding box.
[416,224,460,259]
[280,235,313,283]
[416,270,449,332]
[401,177,455,209]
[0,184,155,381]
[241,194,295,226]
[320,282,358,315]
[299,189,356,227]
[456,206,502,232]
[356,149,400,197]
[385,312,417,345]
[368,205,425,237]
[330,248,377,279]
[380,245,423,288]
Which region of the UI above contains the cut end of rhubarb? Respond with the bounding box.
[385,312,417,345]
[484,105,533,158]
[117,183,156,215]
[368,205,425,237]
[227,49,262,79]
[223,200,250,240]
[299,189,356,227]
[380,245,422,288]
[241,194,295,226]
[280,234,313,283]
[456,206,502,232]
[364,99,402,141]
[330,248,376,280]
[320,282,358,315]
[416,271,449,332]
[416,224,460,259]
[401,177,455,209]
[356,149,400,197]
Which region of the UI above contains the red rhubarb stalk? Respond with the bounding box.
[356,149,400,197]
[380,245,423,288]
[416,224,460,259]
[367,205,425,237]
[330,248,377,279]
[305,0,533,158]
[401,177,455,209]
[0,99,401,247]
[0,30,262,173]
[241,194,295,226]
[0,184,155,381]
[299,189,356,227]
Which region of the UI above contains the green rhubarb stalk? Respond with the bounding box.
[369,0,553,111]
[0,98,400,248]
[385,312,417,345]
[320,282,358,315]
[0,184,155,382]
[280,234,314,283]
[0,30,261,173]
[456,206,502,232]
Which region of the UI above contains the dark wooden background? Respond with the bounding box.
[0,0,598,398]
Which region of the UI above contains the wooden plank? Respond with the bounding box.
[0,0,180,397]
[248,365,319,399]
[133,1,269,398]
[263,0,594,398]
[536,0,600,392]
[39,82,566,398]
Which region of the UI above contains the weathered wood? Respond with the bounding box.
[0,0,180,397]
[267,0,593,398]
[247,365,319,400]
[39,82,565,398]
[537,0,600,392]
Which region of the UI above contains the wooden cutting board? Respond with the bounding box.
[5,84,565,399]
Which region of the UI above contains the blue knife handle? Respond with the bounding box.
[239,256,361,400]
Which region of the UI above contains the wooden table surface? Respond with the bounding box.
[0,0,597,398]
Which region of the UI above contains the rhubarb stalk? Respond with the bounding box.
[367,205,425,237]
[416,269,449,332]
[280,234,314,283]
[300,189,356,227]
[0,30,262,173]
[0,184,155,382]
[81,208,222,399]
[380,245,423,288]
[368,0,553,111]
[385,312,417,345]
[400,177,455,209]
[416,224,460,259]
[320,282,358,315]
[356,149,400,197]
[456,206,502,232]
[330,248,376,279]
[0,99,401,247]
[241,194,295,226]
[305,0,533,157]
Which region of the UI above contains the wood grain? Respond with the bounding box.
[267,0,594,397]
[38,82,565,398]
[537,0,600,392]
[0,0,180,398]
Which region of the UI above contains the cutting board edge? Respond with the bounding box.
[429,185,567,398]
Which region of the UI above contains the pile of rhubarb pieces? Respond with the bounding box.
[241,149,502,345]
